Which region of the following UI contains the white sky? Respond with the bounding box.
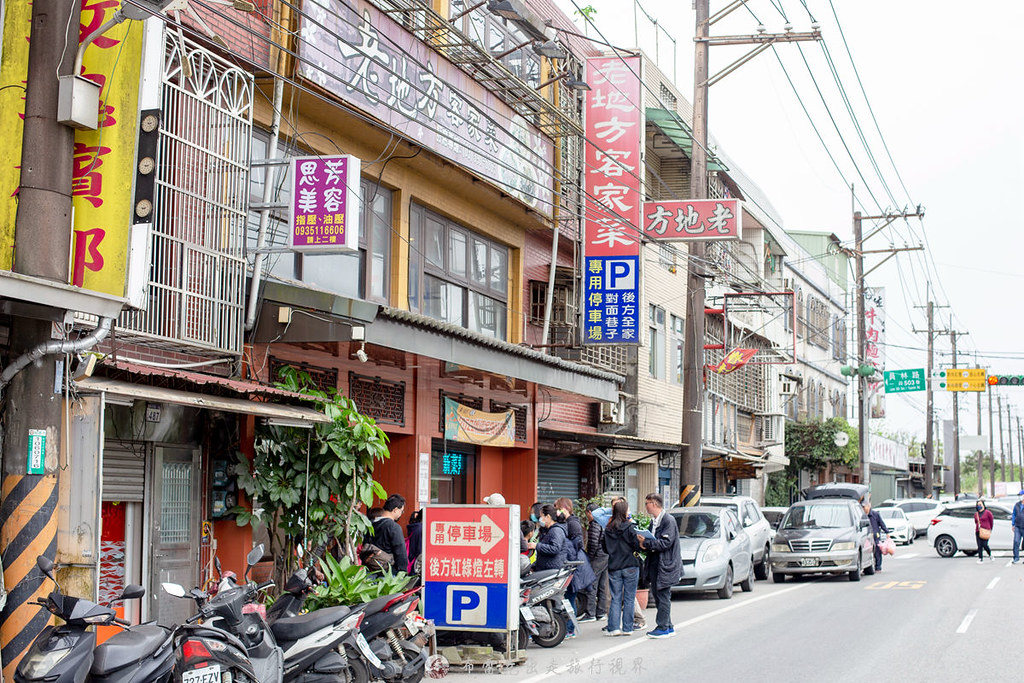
[555,0,1024,447]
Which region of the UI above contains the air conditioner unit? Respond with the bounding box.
[599,401,620,424]
[780,380,797,396]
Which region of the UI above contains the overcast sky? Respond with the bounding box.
[555,0,1024,450]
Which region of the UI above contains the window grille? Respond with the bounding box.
[349,373,406,426]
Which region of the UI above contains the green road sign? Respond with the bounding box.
[884,368,926,393]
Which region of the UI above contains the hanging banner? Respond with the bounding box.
[443,398,514,447]
[864,287,885,418]
[70,1,144,297]
[288,154,361,252]
[583,56,642,345]
[642,199,741,241]
[710,347,757,374]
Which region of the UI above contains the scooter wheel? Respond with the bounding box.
[531,609,567,648]
[399,644,426,683]
[346,654,371,683]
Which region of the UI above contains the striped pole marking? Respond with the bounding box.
[679,484,701,507]
[0,474,58,680]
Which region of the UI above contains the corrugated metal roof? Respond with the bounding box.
[99,360,313,401]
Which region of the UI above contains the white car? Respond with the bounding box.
[927,503,1013,557]
[875,507,914,545]
[880,498,944,537]
[696,496,775,580]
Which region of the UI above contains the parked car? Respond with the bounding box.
[878,498,944,537]
[928,502,1014,557]
[803,482,869,501]
[770,497,875,582]
[668,506,754,599]
[761,507,789,530]
[693,496,774,580]
[875,506,914,545]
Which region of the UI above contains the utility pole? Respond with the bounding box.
[1017,415,1023,490]
[999,394,1005,483]
[988,385,995,496]
[977,385,984,496]
[950,327,961,495]
[679,0,819,506]
[913,295,946,495]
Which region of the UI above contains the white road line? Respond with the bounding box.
[987,577,1000,590]
[956,609,978,634]
[516,582,815,683]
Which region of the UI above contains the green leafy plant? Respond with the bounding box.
[304,553,412,611]
[770,417,860,506]
[632,510,652,532]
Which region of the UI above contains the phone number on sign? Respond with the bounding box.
[293,224,346,236]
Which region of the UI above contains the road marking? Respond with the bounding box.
[865,580,925,590]
[987,577,1000,590]
[895,552,919,560]
[516,582,815,683]
[956,609,978,634]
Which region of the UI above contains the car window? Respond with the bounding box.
[780,504,854,529]
[702,501,740,518]
[943,507,976,518]
[673,512,720,538]
[723,510,740,534]
[900,502,919,512]
[743,502,761,526]
[878,508,905,520]
[990,507,1011,521]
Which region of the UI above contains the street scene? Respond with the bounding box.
[0,0,1019,680]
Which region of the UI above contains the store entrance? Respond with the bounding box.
[430,439,476,504]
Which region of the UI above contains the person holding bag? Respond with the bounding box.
[975,500,995,563]
[862,500,890,573]
[601,500,642,637]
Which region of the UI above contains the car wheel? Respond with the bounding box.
[717,565,734,599]
[754,545,770,580]
[740,562,754,592]
[934,534,957,558]
[849,552,862,582]
[864,561,875,576]
[772,571,786,584]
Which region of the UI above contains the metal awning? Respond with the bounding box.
[76,377,330,423]
[0,270,126,319]
[646,108,727,172]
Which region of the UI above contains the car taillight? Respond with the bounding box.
[182,639,212,660]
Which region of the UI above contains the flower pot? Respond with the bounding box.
[635,588,649,610]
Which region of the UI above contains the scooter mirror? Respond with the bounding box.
[214,556,222,577]
[118,584,146,601]
[244,544,265,581]
[36,555,57,584]
[162,582,187,598]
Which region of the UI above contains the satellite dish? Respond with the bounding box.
[834,432,850,447]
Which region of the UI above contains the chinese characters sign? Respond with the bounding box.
[443,398,514,447]
[883,368,925,394]
[299,0,553,217]
[868,433,909,471]
[423,505,519,632]
[864,287,885,418]
[288,155,360,251]
[583,56,643,345]
[0,0,32,270]
[642,199,741,240]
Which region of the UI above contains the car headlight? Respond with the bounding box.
[771,543,790,553]
[702,543,725,562]
[19,647,72,677]
[832,541,856,551]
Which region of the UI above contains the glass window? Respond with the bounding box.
[670,314,684,385]
[425,217,445,268]
[449,230,467,277]
[490,245,507,292]
[469,291,506,339]
[424,275,464,326]
[471,238,488,285]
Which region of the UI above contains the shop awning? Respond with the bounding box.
[368,308,623,402]
[646,108,727,172]
[76,377,330,423]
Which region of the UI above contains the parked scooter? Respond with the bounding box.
[518,560,580,648]
[163,544,284,683]
[345,585,427,683]
[15,555,174,683]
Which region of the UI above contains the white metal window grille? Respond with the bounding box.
[160,461,193,544]
[120,33,253,355]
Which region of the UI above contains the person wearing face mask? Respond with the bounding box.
[531,504,569,571]
[1012,491,1024,564]
[975,500,995,563]
[862,500,889,573]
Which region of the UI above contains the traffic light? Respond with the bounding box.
[841,364,877,377]
[988,375,1024,386]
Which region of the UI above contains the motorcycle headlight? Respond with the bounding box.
[701,543,724,562]
[832,541,856,551]
[771,543,790,553]
[19,647,72,677]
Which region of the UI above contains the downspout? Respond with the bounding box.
[0,317,114,393]
[244,75,285,332]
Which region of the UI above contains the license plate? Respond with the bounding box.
[404,613,421,635]
[182,665,221,683]
[799,558,819,567]
[520,606,534,622]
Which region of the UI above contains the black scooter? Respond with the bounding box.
[15,555,174,683]
[346,585,427,683]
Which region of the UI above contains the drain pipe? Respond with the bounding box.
[244,75,285,332]
[0,317,114,393]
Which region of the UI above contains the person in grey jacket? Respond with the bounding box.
[579,502,609,622]
[639,493,680,639]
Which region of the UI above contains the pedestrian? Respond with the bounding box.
[1012,490,1024,565]
[638,493,680,639]
[555,497,588,637]
[975,500,994,563]
[405,509,423,574]
[579,502,609,622]
[530,504,568,570]
[862,500,889,572]
[601,499,642,637]
[364,493,408,574]
[483,492,528,554]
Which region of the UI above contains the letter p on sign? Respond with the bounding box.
[446,585,487,625]
[605,259,636,290]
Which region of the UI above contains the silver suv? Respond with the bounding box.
[698,496,774,580]
[770,498,875,583]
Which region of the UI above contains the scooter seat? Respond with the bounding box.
[522,569,560,585]
[91,625,170,676]
[271,605,352,642]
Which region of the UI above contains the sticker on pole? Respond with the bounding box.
[422,505,520,632]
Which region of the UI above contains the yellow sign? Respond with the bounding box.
[443,398,516,447]
[0,0,32,270]
[71,3,144,297]
[943,368,987,392]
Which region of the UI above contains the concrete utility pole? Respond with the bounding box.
[0,0,80,674]
[988,386,996,496]
[924,301,935,493]
[950,328,961,495]
[999,394,1005,482]
[977,385,984,496]
[1017,415,1023,490]
[679,2,820,506]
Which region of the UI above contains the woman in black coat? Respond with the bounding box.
[532,504,569,571]
[601,500,642,635]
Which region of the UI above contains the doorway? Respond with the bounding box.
[148,445,201,626]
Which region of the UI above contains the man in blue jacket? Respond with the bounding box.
[638,493,680,639]
[1012,490,1024,564]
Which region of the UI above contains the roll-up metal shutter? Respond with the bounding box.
[102,442,147,502]
[537,455,580,503]
[702,467,716,495]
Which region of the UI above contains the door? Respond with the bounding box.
[149,446,201,626]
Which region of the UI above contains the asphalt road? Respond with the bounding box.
[439,543,1023,682]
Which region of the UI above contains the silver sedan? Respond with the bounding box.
[668,506,754,599]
